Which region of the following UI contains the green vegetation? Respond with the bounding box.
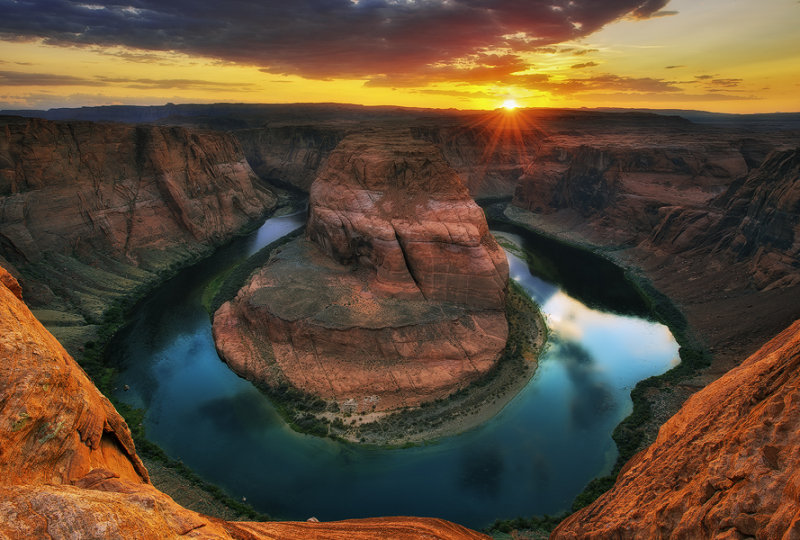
[208,227,305,314]
[487,514,567,537]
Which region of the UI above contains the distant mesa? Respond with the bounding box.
[213,132,510,415]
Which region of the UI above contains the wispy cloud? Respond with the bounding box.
[0,70,253,91]
[571,62,599,69]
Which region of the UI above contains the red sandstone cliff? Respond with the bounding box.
[552,318,800,539]
[0,264,488,539]
[214,133,509,414]
[0,116,276,352]
[307,133,508,309]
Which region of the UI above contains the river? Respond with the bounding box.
[112,210,678,528]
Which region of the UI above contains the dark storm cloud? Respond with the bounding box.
[0,0,672,79]
[0,70,90,85]
[0,70,249,90]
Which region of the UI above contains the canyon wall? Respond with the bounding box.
[0,264,488,539]
[0,116,276,352]
[214,132,510,413]
[234,125,345,191]
[510,138,800,368]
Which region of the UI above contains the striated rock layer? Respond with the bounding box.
[0,264,488,539]
[214,133,509,413]
[552,318,800,539]
[511,144,800,370]
[0,116,276,352]
[307,133,508,309]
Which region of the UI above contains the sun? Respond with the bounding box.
[502,99,519,110]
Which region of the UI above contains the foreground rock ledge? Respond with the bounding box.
[213,133,510,414]
[0,264,488,539]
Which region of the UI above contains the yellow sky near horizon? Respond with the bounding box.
[1,0,798,113]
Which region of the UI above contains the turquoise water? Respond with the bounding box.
[113,214,678,528]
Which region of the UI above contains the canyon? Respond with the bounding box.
[0,104,799,538]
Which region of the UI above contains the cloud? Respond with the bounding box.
[95,76,256,90]
[664,65,684,69]
[572,48,599,56]
[0,0,674,80]
[515,73,682,94]
[0,71,90,86]
[363,53,529,87]
[645,9,679,17]
[709,78,743,88]
[571,62,599,69]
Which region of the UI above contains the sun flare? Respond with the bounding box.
[502,99,519,110]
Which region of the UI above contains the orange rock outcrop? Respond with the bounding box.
[214,133,509,413]
[0,264,488,539]
[552,319,800,539]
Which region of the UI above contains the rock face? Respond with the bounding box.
[513,141,748,246]
[214,133,509,413]
[235,125,345,191]
[307,133,508,309]
[0,116,276,352]
[646,148,800,291]
[510,140,800,370]
[552,318,800,539]
[0,264,488,539]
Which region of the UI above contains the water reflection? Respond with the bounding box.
[112,216,679,528]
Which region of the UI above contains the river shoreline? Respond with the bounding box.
[486,203,711,523]
[313,280,549,447]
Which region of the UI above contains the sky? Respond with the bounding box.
[0,0,798,113]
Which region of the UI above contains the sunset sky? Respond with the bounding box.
[0,0,798,113]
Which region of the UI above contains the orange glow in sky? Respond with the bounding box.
[0,0,797,113]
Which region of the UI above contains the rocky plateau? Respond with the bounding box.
[213,132,510,413]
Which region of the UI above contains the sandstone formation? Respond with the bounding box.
[235,125,345,191]
[513,140,749,246]
[0,264,488,539]
[214,133,509,413]
[307,133,508,309]
[0,116,276,352]
[552,318,800,539]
